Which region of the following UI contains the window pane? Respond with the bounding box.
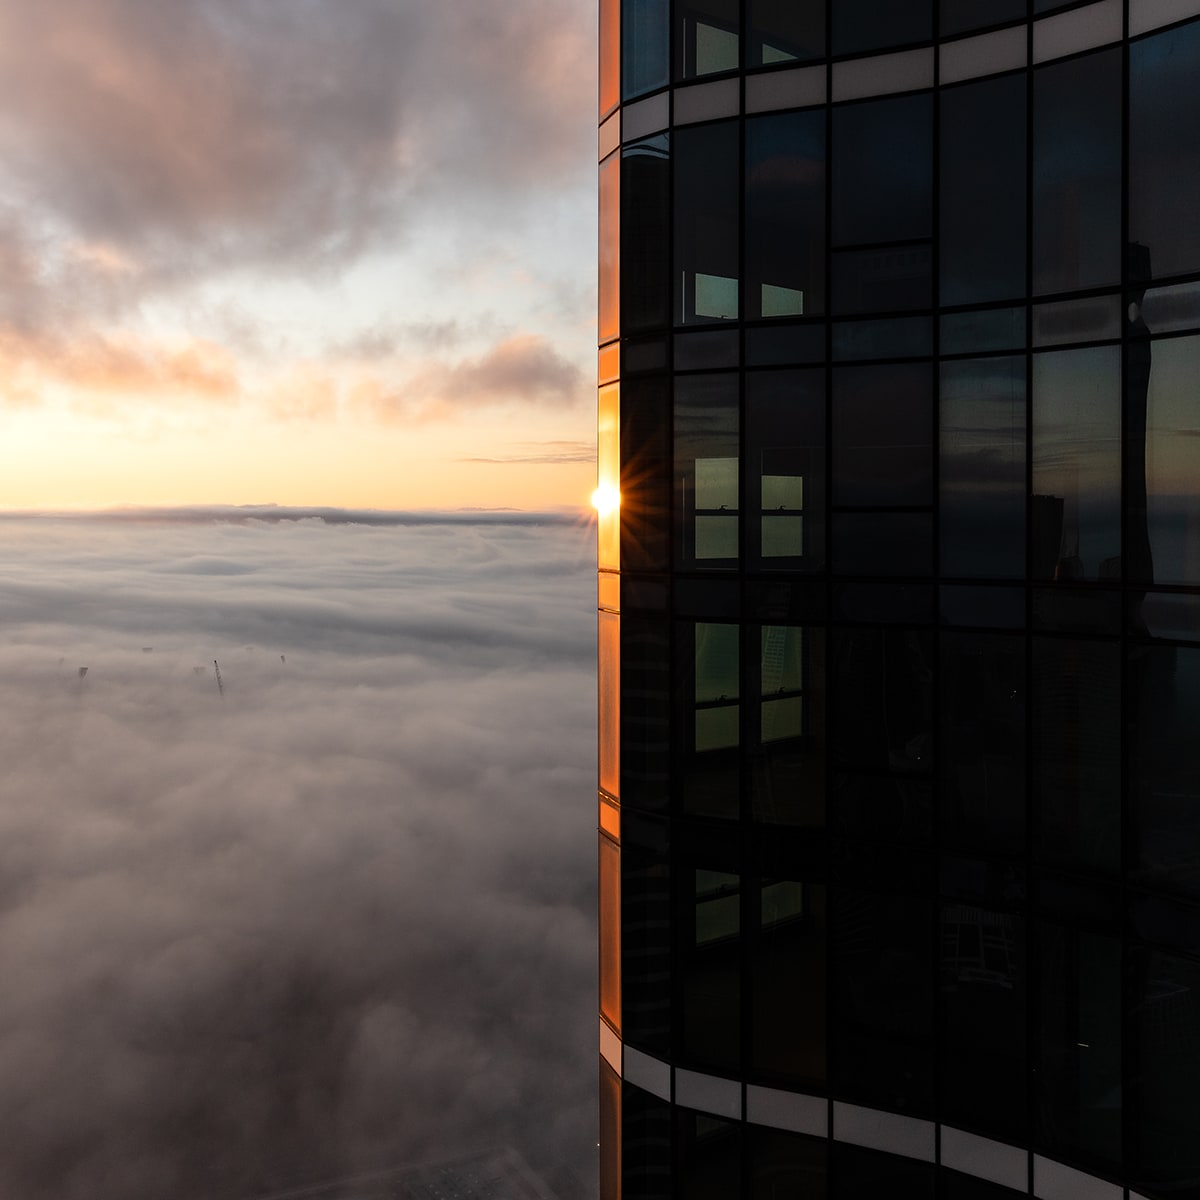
[621,377,672,574]
[679,620,740,818]
[940,0,1026,37]
[940,73,1026,306]
[834,363,932,507]
[624,1081,673,1200]
[622,135,671,334]
[746,369,825,572]
[1032,346,1121,582]
[600,0,620,118]
[1032,637,1121,874]
[679,1112,741,1200]
[1131,335,1200,586]
[833,887,935,1114]
[753,881,826,1084]
[747,0,825,66]
[599,834,622,1030]
[941,632,1026,855]
[622,814,672,1055]
[623,0,669,99]
[1036,924,1122,1168]
[675,0,739,80]
[750,1127,827,1200]
[832,0,932,55]
[682,865,741,1070]
[599,152,620,344]
[676,122,740,325]
[675,374,739,569]
[832,94,932,248]
[1130,644,1200,899]
[746,112,826,319]
[600,610,621,797]
[621,612,671,812]
[1032,48,1122,295]
[598,383,620,570]
[941,905,1027,1139]
[1130,20,1200,281]
[940,356,1026,579]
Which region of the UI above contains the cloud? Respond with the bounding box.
[461,441,598,466]
[363,334,589,423]
[0,513,598,1200]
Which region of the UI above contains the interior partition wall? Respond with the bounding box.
[596,3,1200,1198]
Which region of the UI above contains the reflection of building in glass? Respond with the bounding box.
[596,3,1200,1198]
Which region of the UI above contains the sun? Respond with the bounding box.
[591,483,620,516]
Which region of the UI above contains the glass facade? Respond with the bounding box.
[598,3,1200,1198]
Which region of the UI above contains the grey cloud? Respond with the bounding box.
[0,514,598,1200]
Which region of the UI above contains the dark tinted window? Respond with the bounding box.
[832,94,933,248]
[1031,346,1121,582]
[675,0,739,81]
[747,0,825,66]
[623,0,670,99]
[746,112,826,319]
[941,632,1026,855]
[1130,20,1200,280]
[621,610,671,811]
[832,0,932,56]
[622,376,672,574]
[940,356,1026,579]
[1032,48,1122,295]
[834,363,933,507]
[675,373,739,569]
[622,135,671,333]
[941,73,1026,305]
[940,0,1026,37]
[676,122,740,325]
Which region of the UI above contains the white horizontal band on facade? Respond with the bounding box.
[598,6,1200,143]
[673,77,740,125]
[675,1068,741,1120]
[833,1102,937,1164]
[1034,1155,1124,1200]
[746,1084,827,1138]
[598,112,619,162]
[606,1038,1138,1198]
[832,46,934,102]
[941,1127,1029,1193]
[745,65,826,114]
[940,24,1028,85]
[620,92,668,142]
[1033,0,1124,63]
[599,1019,621,1074]
[621,1043,671,1102]
[1131,0,1200,34]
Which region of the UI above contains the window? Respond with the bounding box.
[675,122,740,325]
[675,374,739,568]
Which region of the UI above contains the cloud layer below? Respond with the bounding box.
[0,513,598,1198]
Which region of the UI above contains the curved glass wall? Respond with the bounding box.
[598,4,1200,1199]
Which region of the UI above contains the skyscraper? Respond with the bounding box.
[596,2,1200,1197]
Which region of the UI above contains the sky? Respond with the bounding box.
[0,0,597,512]
[0,510,597,1199]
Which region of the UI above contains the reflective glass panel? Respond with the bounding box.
[599,834,621,1030]
[623,1083,673,1198]
[675,374,739,568]
[832,94,932,248]
[1032,637,1121,874]
[834,363,933,507]
[621,377,671,574]
[599,610,621,797]
[598,383,620,570]
[940,73,1026,306]
[621,612,670,812]
[746,111,826,319]
[623,0,670,99]
[1032,346,1121,582]
[600,0,620,118]
[748,0,825,65]
[622,135,671,334]
[941,632,1026,855]
[675,122,740,325]
[940,356,1026,579]
[682,866,741,1069]
[599,151,620,344]
[832,0,932,55]
[679,1112,741,1199]
[1036,924,1122,1168]
[1133,335,1200,586]
[1032,48,1122,295]
[940,0,1026,36]
[749,1127,827,1200]
[941,904,1027,1139]
[746,369,825,573]
[675,0,739,80]
[1130,20,1200,281]
[621,815,672,1054]
[1130,644,1200,899]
